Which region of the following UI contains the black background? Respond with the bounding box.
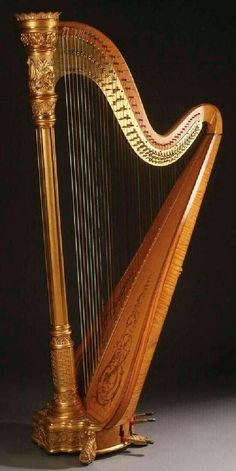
[1,0,236,404]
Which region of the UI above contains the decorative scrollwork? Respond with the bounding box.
[31,97,56,120]
[15,12,60,22]
[96,277,151,406]
[33,423,84,451]
[21,32,58,49]
[51,334,72,346]
[32,406,100,455]
[17,11,59,124]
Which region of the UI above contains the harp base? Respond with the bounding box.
[32,405,101,464]
[32,405,150,463]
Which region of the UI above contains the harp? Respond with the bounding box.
[16,12,222,464]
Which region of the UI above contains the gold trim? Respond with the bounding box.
[15,12,60,21]
[21,32,58,48]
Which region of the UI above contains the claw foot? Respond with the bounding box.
[79,430,97,464]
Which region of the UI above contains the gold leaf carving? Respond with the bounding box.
[31,99,56,119]
[21,32,57,48]
[80,430,97,464]
[96,278,151,406]
[51,349,74,388]
[54,390,77,404]
[27,57,55,94]
[16,12,60,21]
[33,424,84,451]
[51,334,71,346]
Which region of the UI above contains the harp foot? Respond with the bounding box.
[79,430,97,465]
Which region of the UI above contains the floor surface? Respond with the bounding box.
[1,376,236,470]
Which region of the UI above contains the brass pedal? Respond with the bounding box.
[134,411,154,417]
[127,412,156,447]
[133,417,156,424]
[128,433,154,446]
[130,411,156,425]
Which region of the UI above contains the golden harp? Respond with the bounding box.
[16,12,222,464]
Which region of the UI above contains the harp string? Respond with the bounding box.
[101,66,112,340]
[62,33,87,389]
[92,74,105,347]
[74,37,93,385]
[81,39,97,377]
[62,29,118,389]
[59,28,199,393]
[88,54,102,365]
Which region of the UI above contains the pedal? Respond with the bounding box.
[134,411,154,417]
[127,412,156,447]
[130,412,156,425]
[133,417,156,424]
[128,433,154,446]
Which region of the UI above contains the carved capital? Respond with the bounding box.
[31,96,57,124]
[21,31,58,49]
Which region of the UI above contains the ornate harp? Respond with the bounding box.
[16,12,222,465]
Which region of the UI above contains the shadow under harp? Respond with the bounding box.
[16,12,222,465]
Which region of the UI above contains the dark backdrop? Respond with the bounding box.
[1,0,235,402]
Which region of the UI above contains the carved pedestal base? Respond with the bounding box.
[32,405,101,464]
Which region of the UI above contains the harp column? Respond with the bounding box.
[16,13,85,418]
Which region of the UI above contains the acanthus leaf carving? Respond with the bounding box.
[31,98,56,120]
[21,32,58,49]
[27,56,55,94]
[51,334,71,346]
[79,430,97,464]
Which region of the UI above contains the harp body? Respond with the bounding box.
[16,13,222,464]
